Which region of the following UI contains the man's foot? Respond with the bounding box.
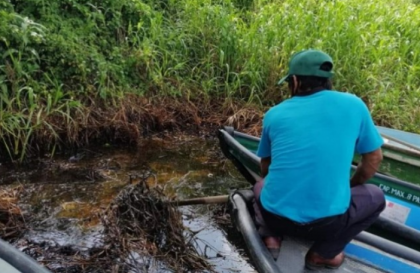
[263,237,282,261]
[305,251,345,270]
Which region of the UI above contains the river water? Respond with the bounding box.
[0,135,256,272]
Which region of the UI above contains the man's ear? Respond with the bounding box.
[292,75,299,94]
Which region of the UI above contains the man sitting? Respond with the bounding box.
[253,49,385,269]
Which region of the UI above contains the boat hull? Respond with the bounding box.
[229,190,420,273]
[218,127,420,249]
[0,238,51,273]
[377,126,420,171]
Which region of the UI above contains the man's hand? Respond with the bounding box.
[261,157,271,178]
[350,148,383,187]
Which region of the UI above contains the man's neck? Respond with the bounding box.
[295,87,326,97]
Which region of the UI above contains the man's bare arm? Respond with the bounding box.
[261,157,271,178]
[350,148,383,187]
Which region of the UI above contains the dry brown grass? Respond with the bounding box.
[0,186,26,240]
[0,96,264,163]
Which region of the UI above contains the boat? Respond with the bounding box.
[0,238,51,273]
[378,126,420,159]
[364,126,420,184]
[228,189,420,273]
[217,126,420,249]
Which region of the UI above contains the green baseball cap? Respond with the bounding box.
[277,49,334,85]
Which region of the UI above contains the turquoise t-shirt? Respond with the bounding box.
[257,90,383,223]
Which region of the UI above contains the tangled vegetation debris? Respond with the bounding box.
[101,174,212,272]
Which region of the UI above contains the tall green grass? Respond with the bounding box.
[126,0,420,127]
[173,0,420,128]
[1,0,420,161]
[239,0,420,131]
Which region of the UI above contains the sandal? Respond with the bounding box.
[305,250,345,270]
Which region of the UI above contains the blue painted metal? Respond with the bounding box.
[377,126,420,149]
[385,195,420,230]
[345,242,420,273]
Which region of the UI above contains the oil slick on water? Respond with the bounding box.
[1,136,254,272]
